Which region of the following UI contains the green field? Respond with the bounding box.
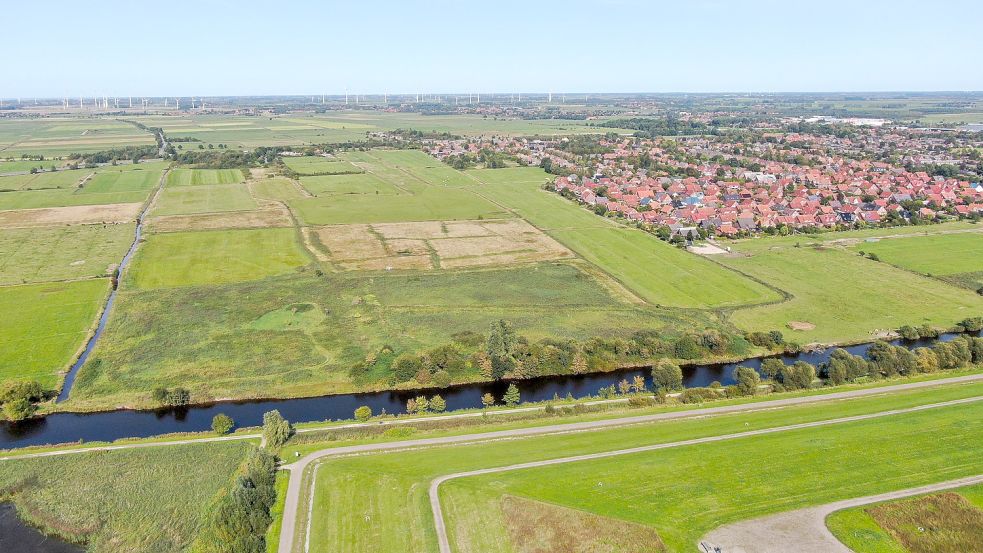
[249,177,309,202]
[0,118,155,157]
[827,483,983,553]
[717,240,983,343]
[299,172,401,196]
[290,186,506,224]
[0,163,164,209]
[0,223,133,285]
[0,441,252,552]
[166,168,245,186]
[0,159,68,173]
[850,232,983,276]
[282,156,363,175]
[298,381,983,553]
[130,112,628,150]
[0,168,90,191]
[129,228,307,289]
[152,183,258,215]
[65,264,703,409]
[0,279,109,388]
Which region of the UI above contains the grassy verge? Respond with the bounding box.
[265,471,290,553]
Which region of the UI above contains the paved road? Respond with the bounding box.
[701,474,983,553]
[276,373,983,553]
[427,397,982,553]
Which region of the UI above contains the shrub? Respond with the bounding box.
[354,405,372,422]
[778,361,815,390]
[759,358,785,380]
[392,353,423,382]
[211,414,234,435]
[502,384,521,407]
[429,395,447,413]
[673,335,703,359]
[678,387,720,404]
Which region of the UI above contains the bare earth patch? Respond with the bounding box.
[146,207,292,232]
[0,203,142,228]
[788,321,817,331]
[501,495,665,553]
[866,493,983,553]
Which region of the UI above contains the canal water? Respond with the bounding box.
[2,332,971,450]
[0,504,82,553]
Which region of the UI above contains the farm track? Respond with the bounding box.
[277,373,983,553]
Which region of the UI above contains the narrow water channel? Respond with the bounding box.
[56,169,164,402]
[4,332,972,450]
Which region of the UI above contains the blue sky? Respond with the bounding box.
[4,0,981,97]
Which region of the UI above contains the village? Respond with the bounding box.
[424,123,983,238]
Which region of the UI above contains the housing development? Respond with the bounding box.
[2,2,982,553]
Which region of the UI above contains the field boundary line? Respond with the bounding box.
[428,396,983,553]
[280,373,983,553]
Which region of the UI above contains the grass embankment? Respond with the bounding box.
[827,483,983,553]
[0,441,251,552]
[299,380,983,552]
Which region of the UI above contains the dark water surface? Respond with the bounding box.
[0,504,82,553]
[2,332,973,450]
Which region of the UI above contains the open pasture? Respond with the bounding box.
[0,441,252,552]
[298,382,983,553]
[0,223,133,285]
[0,118,154,157]
[65,264,674,408]
[299,172,401,196]
[282,156,363,175]
[146,206,293,233]
[0,163,163,210]
[128,228,307,289]
[0,279,109,388]
[0,167,90,191]
[166,168,245,186]
[290,186,506,224]
[249,177,311,202]
[849,231,983,276]
[152,182,258,216]
[0,159,68,174]
[718,242,983,343]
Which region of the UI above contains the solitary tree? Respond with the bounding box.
[651,359,683,392]
[502,384,521,407]
[211,413,234,435]
[481,393,495,408]
[354,405,372,422]
[262,410,292,449]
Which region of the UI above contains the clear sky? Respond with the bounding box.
[4,0,981,97]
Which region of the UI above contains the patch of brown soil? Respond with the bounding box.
[501,495,665,553]
[146,207,292,232]
[787,321,816,331]
[0,203,142,228]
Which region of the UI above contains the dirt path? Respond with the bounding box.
[276,374,983,553]
[700,474,983,553]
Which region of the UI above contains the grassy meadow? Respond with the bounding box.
[128,228,308,289]
[152,183,258,215]
[717,239,983,343]
[0,162,165,210]
[298,381,983,553]
[0,118,154,157]
[166,168,245,186]
[0,223,133,285]
[0,441,252,552]
[827,483,983,553]
[0,279,109,388]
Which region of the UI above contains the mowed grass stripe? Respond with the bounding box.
[166,168,245,186]
[0,279,110,387]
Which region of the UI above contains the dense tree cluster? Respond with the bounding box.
[191,448,277,553]
[0,380,45,421]
[600,117,714,138]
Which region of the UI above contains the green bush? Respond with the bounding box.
[211,414,234,435]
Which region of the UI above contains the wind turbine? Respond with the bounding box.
[129,96,132,108]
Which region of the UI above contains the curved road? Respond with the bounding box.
[276,373,983,553]
[701,474,983,553]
